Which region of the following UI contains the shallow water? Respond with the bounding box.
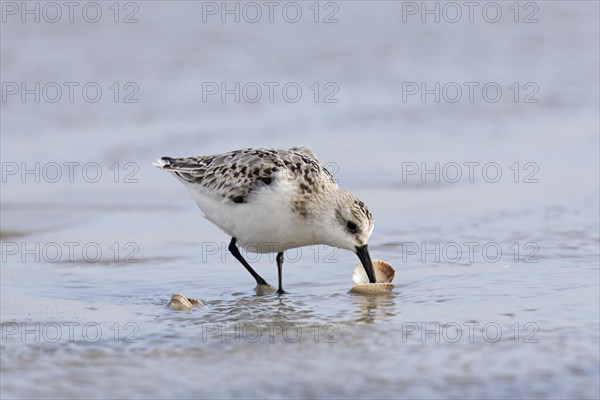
[1,1,599,399]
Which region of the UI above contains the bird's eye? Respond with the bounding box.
[346,221,358,233]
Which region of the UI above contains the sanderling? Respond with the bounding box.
[155,146,376,294]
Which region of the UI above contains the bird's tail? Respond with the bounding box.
[153,156,198,183]
[153,157,175,169]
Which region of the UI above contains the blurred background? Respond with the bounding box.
[1,1,599,399]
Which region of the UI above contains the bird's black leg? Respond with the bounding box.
[228,238,269,286]
[276,252,285,295]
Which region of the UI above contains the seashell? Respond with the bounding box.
[352,260,395,284]
[168,293,204,311]
[350,260,395,294]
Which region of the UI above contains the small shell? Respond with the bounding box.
[351,260,395,294]
[350,283,395,294]
[168,293,204,311]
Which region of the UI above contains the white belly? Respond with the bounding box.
[187,182,316,253]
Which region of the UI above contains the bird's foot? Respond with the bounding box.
[255,283,276,295]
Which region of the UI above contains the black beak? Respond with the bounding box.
[356,244,377,283]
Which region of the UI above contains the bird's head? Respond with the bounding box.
[316,190,377,283]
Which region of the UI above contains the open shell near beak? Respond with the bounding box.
[350,260,395,294]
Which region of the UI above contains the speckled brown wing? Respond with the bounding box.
[157,147,333,205]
